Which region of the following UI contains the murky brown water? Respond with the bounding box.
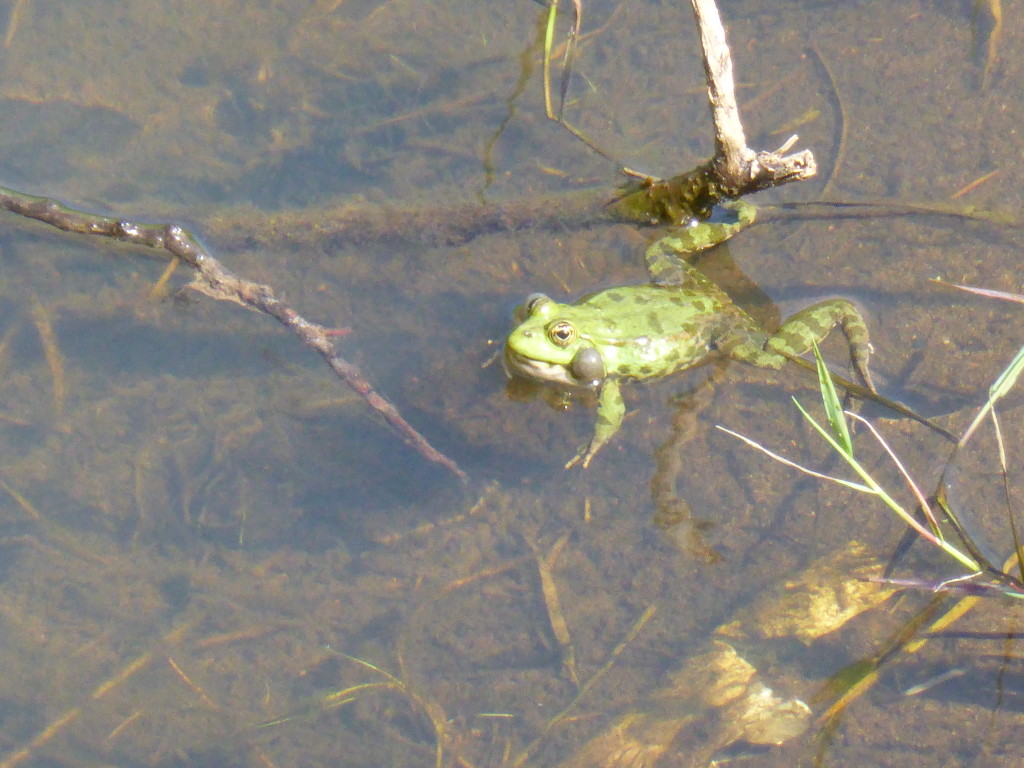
[0,0,1020,766]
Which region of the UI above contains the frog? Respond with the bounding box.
[503,201,875,468]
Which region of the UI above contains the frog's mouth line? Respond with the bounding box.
[503,348,578,387]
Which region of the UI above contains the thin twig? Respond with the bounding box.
[0,185,466,480]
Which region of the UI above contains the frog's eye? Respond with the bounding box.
[514,293,550,323]
[570,347,604,384]
[546,320,577,347]
[524,293,548,313]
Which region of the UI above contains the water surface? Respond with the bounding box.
[0,0,1020,766]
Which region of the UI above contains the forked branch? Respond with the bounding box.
[691,0,815,195]
[609,0,816,224]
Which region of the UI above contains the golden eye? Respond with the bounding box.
[547,320,577,347]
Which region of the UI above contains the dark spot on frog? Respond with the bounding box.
[647,312,665,334]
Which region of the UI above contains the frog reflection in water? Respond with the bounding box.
[504,202,875,468]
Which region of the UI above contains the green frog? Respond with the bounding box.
[504,201,875,468]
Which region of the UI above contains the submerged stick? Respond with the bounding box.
[0,186,466,481]
[29,296,66,418]
[203,187,612,250]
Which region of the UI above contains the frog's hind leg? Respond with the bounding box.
[644,201,758,286]
[766,300,875,392]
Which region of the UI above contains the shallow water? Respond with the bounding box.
[0,0,1020,766]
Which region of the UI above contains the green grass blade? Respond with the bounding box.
[811,341,853,457]
[960,341,1024,446]
[793,397,979,572]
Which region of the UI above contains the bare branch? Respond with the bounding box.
[0,185,466,482]
[690,0,816,195]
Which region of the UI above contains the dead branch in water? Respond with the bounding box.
[0,186,466,481]
[609,0,817,223]
[690,0,816,195]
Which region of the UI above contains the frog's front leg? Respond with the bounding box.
[727,299,876,392]
[566,378,625,469]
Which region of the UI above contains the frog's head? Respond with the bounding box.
[504,293,605,388]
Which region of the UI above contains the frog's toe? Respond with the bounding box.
[850,340,875,393]
[565,451,586,470]
[566,440,602,469]
[860,367,877,394]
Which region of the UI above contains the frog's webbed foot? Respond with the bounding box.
[761,299,876,392]
[644,200,757,286]
[565,379,625,469]
[565,448,588,470]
